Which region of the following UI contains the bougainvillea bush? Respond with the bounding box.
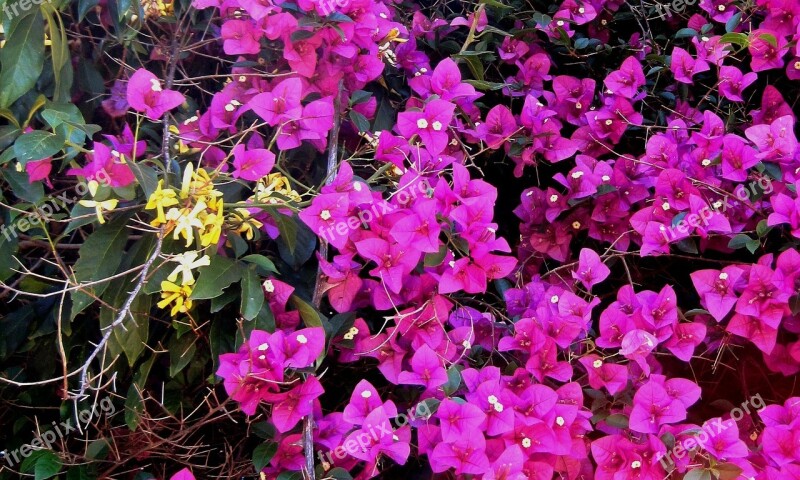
[2,0,800,478]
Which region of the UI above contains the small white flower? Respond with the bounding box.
[431,121,443,131]
[297,334,308,344]
[550,194,559,202]
[593,359,603,368]
[719,272,729,280]
[661,201,671,211]
[361,390,372,398]
[493,402,504,412]
[604,119,613,126]
[571,171,584,179]
[521,438,532,448]
[257,343,269,351]
[601,175,610,182]
[353,182,363,191]
[550,295,559,304]
[631,460,641,469]
[150,79,162,92]
[487,395,498,404]
[556,416,565,426]
[263,279,275,293]
[416,118,429,129]
[320,209,332,220]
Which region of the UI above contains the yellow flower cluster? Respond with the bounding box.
[146,164,224,248]
[156,251,211,316]
[253,173,302,204]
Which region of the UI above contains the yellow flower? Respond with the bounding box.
[166,201,206,247]
[167,251,210,286]
[78,198,119,224]
[230,208,263,240]
[255,173,301,204]
[157,280,193,316]
[145,179,179,226]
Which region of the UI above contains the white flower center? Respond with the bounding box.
[550,295,559,304]
[522,438,532,448]
[431,121,443,131]
[150,79,162,92]
[416,119,429,129]
[604,119,613,126]
[593,359,603,368]
[661,201,670,211]
[353,182,363,191]
[601,175,610,181]
[487,395,498,404]
[297,334,308,344]
[550,194,559,202]
[257,343,269,351]
[320,209,332,220]
[263,279,275,292]
[631,461,641,469]
[361,390,372,398]
[719,272,728,280]
[571,171,584,179]
[556,416,565,426]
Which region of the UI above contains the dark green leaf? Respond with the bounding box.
[0,10,45,108]
[70,213,133,319]
[13,130,65,165]
[190,255,243,300]
[240,267,265,321]
[241,254,278,274]
[252,443,278,472]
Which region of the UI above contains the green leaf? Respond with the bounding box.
[86,439,109,460]
[252,442,278,472]
[70,213,133,319]
[0,9,45,108]
[727,234,753,250]
[41,3,72,102]
[125,383,145,431]
[0,124,21,151]
[684,469,712,480]
[20,450,61,480]
[714,463,743,480]
[276,472,302,480]
[756,219,772,238]
[78,0,101,21]
[3,168,45,203]
[675,28,697,38]
[169,333,197,377]
[745,238,760,254]
[443,366,462,395]
[349,110,370,133]
[240,266,265,321]
[13,130,65,165]
[605,414,629,429]
[719,32,749,47]
[463,79,506,91]
[241,254,278,274]
[290,294,328,330]
[725,12,741,32]
[190,255,243,300]
[267,210,298,255]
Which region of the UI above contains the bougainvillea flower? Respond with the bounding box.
[718,66,757,102]
[749,30,790,72]
[268,376,324,432]
[430,436,491,475]
[670,47,709,84]
[690,266,745,321]
[396,99,456,154]
[435,398,487,442]
[396,344,448,389]
[604,56,645,99]
[248,78,303,127]
[221,19,262,55]
[342,379,385,425]
[578,355,628,395]
[67,142,135,187]
[745,115,798,162]
[126,68,185,120]
[572,248,610,290]
[231,144,275,181]
[629,379,688,433]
